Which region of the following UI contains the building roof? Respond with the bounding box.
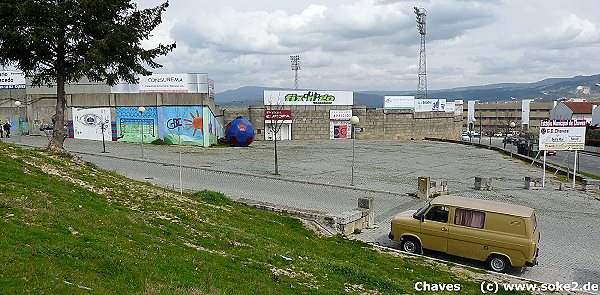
[431,195,534,217]
[564,102,600,114]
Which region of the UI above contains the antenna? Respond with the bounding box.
[414,7,427,99]
[290,55,301,90]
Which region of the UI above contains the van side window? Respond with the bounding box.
[425,206,449,223]
[454,208,485,229]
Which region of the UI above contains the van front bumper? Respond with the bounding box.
[525,248,539,267]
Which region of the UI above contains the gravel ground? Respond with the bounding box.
[4,135,600,290]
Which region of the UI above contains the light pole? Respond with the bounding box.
[14,100,21,142]
[138,106,146,158]
[509,121,516,157]
[469,119,476,143]
[350,115,360,186]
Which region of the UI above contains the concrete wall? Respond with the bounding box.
[223,105,463,141]
[549,103,573,120]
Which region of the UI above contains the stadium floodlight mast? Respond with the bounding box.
[414,7,427,99]
[290,55,301,90]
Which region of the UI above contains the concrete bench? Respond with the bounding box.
[582,179,600,191]
[524,176,542,190]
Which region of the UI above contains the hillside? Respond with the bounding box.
[0,142,529,294]
[216,74,600,108]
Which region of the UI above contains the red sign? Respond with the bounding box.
[264,110,292,121]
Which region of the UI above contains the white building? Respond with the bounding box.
[549,101,600,123]
[593,106,600,127]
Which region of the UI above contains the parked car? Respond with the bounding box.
[546,150,557,156]
[461,132,470,141]
[493,132,503,137]
[389,195,539,273]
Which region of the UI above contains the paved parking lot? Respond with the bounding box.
[4,135,600,289]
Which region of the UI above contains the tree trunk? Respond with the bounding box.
[48,45,67,150]
[274,135,279,175]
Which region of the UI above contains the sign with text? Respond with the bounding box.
[139,74,188,93]
[383,96,415,110]
[0,71,25,89]
[539,120,586,150]
[264,90,353,106]
[264,110,292,121]
[415,98,446,112]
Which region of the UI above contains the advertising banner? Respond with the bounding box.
[161,106,205,145]
[521,99,533,127]
[139,74,188,93]
[116,106,158,143]
[445,102,455,113]
[415,99,446,112]
[264,110,292,121]
[454,100,464,115]
[264,90,353,106]
[329,110,353,139]
[539,120,586,150]
[72,107,112,141]
[0,71,25,89]
[467,101,476,122]
[383,96,415,110]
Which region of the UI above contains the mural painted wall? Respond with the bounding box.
[204,107,223,146]
[161,106,204,145]
[116,106,158,143]
[72,107,112,141]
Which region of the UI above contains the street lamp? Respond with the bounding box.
[14,100,21,142]
[138,106,146,158]
[508,121,516,157]
[349,115,360,186]
[469,119,476,143]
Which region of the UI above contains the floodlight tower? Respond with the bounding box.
[290,55,301,89]
[414,7,427,99]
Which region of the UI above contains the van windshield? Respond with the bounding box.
[413,202,430,219]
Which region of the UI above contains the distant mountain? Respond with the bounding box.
[215,74,600,108]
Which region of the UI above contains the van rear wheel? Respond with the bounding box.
[400,237,421,254]
[487,255,510,273]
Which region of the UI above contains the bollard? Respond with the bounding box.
[358,197,374,229]
[418,177,431,200]
[474,177,492,191]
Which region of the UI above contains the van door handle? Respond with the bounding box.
[441,227,448,231]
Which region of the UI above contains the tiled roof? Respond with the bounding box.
[563,102,600,114]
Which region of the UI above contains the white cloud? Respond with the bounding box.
[137,0,600,92]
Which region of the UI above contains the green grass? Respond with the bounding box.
[0,142,528,294]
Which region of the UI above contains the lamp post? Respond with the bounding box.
[138,106,146,158]
[509,121,516,157]
[14,100,21,142]
[469,119,476,143]
[349,115,360,186]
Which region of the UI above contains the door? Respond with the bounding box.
[420,205,449,252]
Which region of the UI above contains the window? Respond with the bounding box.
[454,208,485,229]
[425,206,449,223]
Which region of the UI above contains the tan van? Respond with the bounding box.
[388,196,539,272]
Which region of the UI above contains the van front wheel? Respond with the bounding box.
[487,255,510,273]
[400,237,421,254]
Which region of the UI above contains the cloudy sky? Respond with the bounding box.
[137,0,600,92]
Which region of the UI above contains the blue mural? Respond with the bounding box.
[116,106,158,143]
[161,106,204,145]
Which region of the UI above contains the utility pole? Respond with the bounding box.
[290,55,301,90]
[414,7,427,99]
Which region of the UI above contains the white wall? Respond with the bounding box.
[592,107,600,127]
[549,103,574,120]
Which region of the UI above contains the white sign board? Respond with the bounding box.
[521,99,533,127]
[72,107,112,141]
[264,90,353,106]
[415,99,446,112]
[139,74,188,93]
[0,71,25,89]
[467,101,476,122]
[383,96,415,110]
[329,109,352,121]
[445,102,455,113]
[539,120,586,150]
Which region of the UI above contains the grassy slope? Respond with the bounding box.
[0,143,526,294]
